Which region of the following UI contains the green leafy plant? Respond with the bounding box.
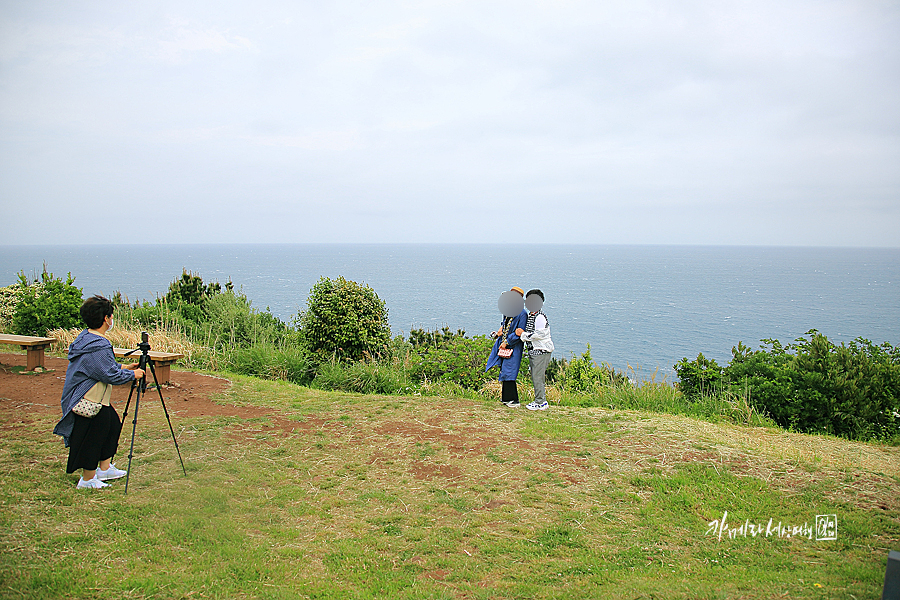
[0,284,27,333]
[554,344,620,393]
[295,276,391,362]
[11,268,83,336]
[676,331,900,442]
[672,352,724,398]
[406,327,495,389]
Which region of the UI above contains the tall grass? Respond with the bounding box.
[577,379,772,427]
[47,326,203,366]
[216,344,314,385]
[314,359,412,395]
[112,292,293,350]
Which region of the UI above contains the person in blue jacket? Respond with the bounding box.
[54,295,144,489]
[485,286,528,407]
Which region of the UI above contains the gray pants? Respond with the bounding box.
[528,352,552,403]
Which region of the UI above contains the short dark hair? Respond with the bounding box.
[80,295,113,329]
[526,289,544,301]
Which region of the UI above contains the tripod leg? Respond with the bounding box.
[147,360,187,476]
[122,378,137,420]
[124,380,142,495]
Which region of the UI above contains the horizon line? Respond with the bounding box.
[2,242,899,250]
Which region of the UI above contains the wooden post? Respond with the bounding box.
[24,344,49,371]
[152,360,174,385]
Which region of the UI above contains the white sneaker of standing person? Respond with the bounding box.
[96,464,127,481]
[526,400,549,411]
[76,475,109,489]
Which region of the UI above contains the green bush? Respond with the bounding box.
[407,327,495,389]
[295,277,391,362]
[675,331,900,442]
[0,284,26,333]
[672,352,724,398]
[553,344,628,393]
[11,269,83,336]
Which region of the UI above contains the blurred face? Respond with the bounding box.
[498,291,524,317]
[525,294,543,312]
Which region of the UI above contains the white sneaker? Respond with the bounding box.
[76,476,109,489]
[526,400,549,411]
[96,464,127,481]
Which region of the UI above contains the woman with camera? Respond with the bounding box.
[53,295,144,489]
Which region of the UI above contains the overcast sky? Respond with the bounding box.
[1,0,898,246]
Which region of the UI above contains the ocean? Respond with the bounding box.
[1,244,898,378]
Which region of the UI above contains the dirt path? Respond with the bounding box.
[0,352,247,423]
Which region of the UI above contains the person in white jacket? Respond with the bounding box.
[515,289,555,411]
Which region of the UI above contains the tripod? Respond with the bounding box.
[121,332,186,493]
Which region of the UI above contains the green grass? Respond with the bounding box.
[1,373,897,599]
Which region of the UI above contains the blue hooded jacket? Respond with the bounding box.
[53,330,136,447]
[484,310,528,382]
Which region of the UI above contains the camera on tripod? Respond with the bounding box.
[138,330,151,352]
[122,330,186,493]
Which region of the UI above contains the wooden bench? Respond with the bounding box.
[0,334,57,371]
[113,348,184,385]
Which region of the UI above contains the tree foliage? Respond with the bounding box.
[675,331,900,441]
[158,269,231,322]
[165,269,224,306]
[11,268,83,336]
[296,276,391,361]
[670,352,724,398]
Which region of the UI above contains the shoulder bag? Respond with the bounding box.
[71,381,110,418]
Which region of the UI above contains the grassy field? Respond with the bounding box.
[1,373,898,599]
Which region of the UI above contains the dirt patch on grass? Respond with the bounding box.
[410,461,463,482]
[372,420,511,456]
[1,353,233,421]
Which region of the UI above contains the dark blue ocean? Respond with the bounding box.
[1,244,898,379]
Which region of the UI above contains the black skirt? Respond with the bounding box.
[66,405,123,473]
[501,380,519,403]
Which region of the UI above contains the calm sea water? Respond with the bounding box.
[2,244,898,378]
